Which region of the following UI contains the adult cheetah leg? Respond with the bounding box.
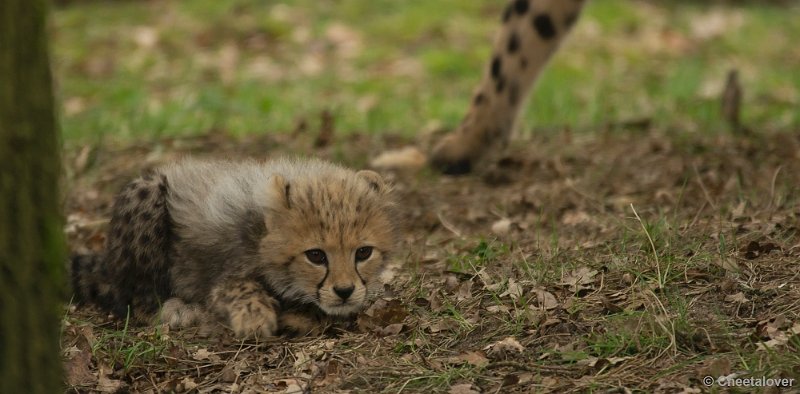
[431,0,586,174]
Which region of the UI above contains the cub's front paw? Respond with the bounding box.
[210,280,280,339]
[228,300,279,339]
[279,311,326,337]
[159,298,206,328]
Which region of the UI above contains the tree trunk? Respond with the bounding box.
[0,0,65,392]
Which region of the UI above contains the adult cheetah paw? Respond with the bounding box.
[430,129,476,175]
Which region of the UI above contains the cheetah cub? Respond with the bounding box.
[71,157,400,338]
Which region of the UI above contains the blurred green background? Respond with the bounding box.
[52,0,800,146]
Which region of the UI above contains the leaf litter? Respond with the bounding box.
[62,117,800,392]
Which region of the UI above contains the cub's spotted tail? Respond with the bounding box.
[68,253,120,314]
[68,171,174,322]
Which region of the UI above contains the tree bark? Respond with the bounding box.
[0,0,66,392]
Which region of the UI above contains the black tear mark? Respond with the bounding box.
[533,14,557,40]
[284,183,292,209]
[474,93,486,105]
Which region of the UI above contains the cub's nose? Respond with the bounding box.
[334,286,355,301]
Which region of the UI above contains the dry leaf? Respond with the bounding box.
[560,267,598,293]
[275,378,307,394]
[724,292,749,304]
[359,298,409,331]
[485,337,525,359]
[430,292,445,313]
[486,304,510,314]
[621,273,634,285]
[379,323,405,337]
[96,365,125,393]
[444,274,460,292]
[178,377,198,392]
[699,358,731,381]
[454,351,489,367]
[192,348,220,362]
[64,346,94,387]
[293,350,310,370]
[532,287,558,310]
[541,376,559,387]
[426,318,459,333]
[64,96,87,117]
[607,356,632,365]
[449,383,480,394]
[65,325,96,387]
[370,146,427,171]
[499,278,523,300]
[457,279,473,301]
[220,365,238,383]
[561,210,591,226]
[577,356,600,367]
[599,296,624,314]
[491,218,512,236]
[133,26,159,49]
[717,258,740,272]
[756,336,788,350]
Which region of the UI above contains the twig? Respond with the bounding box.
[681,201,707,236]
[437,212,463,237]
[767,165,783,212]
[646,289,677,358]
[486,360,572,373]
[692,164,717,211]
[630,204,665,290]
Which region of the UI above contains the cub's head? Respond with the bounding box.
[257,161,399,316]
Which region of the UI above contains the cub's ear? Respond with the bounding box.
[263,174,292,210]
[356,170,387,194]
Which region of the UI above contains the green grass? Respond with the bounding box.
[90,315,170,372]
[446,240,509,273]
[59,3,800,390]
[53,0,800,146]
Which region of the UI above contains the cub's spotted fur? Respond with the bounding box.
[431,0,586,174]
[71,158,400,338]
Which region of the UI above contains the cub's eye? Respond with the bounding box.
[355,246,373,262]
[304,249,327,265]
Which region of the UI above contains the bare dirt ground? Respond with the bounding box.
[62,126,800,393]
